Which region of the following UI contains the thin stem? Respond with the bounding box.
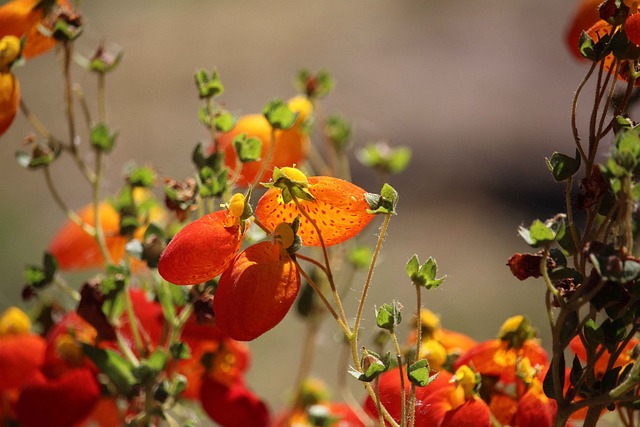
[294,260,350,337]
[123,282,145,356]
[390,332,406,427]
[19,99,54,140]
[44,166,96,234]
[295,253,329,275]
[251,127,277,189]
[565,176,581,269]
[571,61,597,163]
[353,213,392,347]
[290,318,320,409]
[92,150,113,265]
[408,283,422,427]
[73,83,92,129]
[98,73,106,123]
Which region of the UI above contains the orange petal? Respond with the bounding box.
[565,0,602,60]
[158,210,244,285]
[48,202,126,270]
[199,377,270,427]
[213,241,300,341]
[0,0,42,41]
[0,72,19,137]
[255,176,374,247]
[515,382,557,427]
[217,114,309,187]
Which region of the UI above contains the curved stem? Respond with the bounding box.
[44,166,95,234]
[571,61,597,163]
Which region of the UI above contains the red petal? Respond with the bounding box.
[200,376,270,427]
[158,210,244,285]
[0,334,45,390]
[16,368,101,427]
[213,241,300,341]
[441,398,491,427]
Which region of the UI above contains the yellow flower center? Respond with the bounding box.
[54,334,85,367]
[274,222,295,248]
[280,166,309,184]
[452,365,477,398]
[0,307,31,336]
[287,95,313,125]
[420,339,447,371]
[419,308,441,337]
[228,193,246,218]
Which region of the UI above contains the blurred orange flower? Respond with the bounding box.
[217,95,312,187]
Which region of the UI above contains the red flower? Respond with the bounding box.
[515,380,557,427]
[199,376,270,427]
[213,241,300,341]
[256,170,374,247]
[16,368,101,427]
[565,0,603,59]
[158,209,245,285]
[0,307,45,391]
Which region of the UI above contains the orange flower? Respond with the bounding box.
[255,169,374,247]
[48,202,127,270]
[0,0,72,59]
[213,241,300,341]
[440,397,492,427]
[216,96,312,187]
[158,209,245,285]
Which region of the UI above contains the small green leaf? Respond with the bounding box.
[263,99,297,130]
[82,344,137,397]
[529,220,555,243]
[375,302,402,331]
[407,359,430,387]
[90,123,118,153]
[348,245,373,269]
[126,165,156,188]
[546,150,581,181]
[194,69,224,99]
[233,134,262,163]
[214,111,237,133]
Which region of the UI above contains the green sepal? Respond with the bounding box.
[15,139,62,169]
[233,133,263,163]
[263,99,297,130]
[82,344,137,397]
[192,142,224,172]
[214,111,236,132]
[519,217,566,248]
[295,69,335,99]
[365,183,398,215]
[348,350,391,382]
[125,164,156,188]
[406,255,446,289]
[578,30,612,61]
[324,115,352,150]
[24,252,58,289]
[583,319,605,352]
[546,150,581,181]
[357,143,412,175]
[194,69,224,99]
[88,44,123,74]
[407,359,432,387]
[90,123,119,153]
[263,166,315,204]
[52,15,83,41]
[375,301,403,331]
[197,166,228,198]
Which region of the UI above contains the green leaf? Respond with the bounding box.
[388,147,412,174]
[233,134,262,163]
[375,302,402,331]
[214,111,237,133]
[406,255,419,278]
[530,219,555,243]
[584,319,604,351]
[407,359,430,387]
[263,99,297,130]
[295,69,335,99]
[324,115,352,150]
[82,344,137,397]
[546,150,581,181]
[194,69,224,99]
[126,165,156,188]
[90,123,118,153]
[366,183,399,215]
[170,342,191,361]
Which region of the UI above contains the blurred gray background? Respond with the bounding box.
[0,0,599,414]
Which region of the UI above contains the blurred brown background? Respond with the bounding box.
[0,0,598,413]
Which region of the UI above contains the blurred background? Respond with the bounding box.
[0,0,600,413]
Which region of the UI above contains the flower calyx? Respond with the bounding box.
[497,315,537,349]
[262,166,315,204]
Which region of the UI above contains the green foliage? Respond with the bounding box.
[233,133,262,163]
[90,122,118,152]
[358,142,412,175]
[365,183,399,215]
[295,69,335,99]
[194,69,224,99]
[262,98,298,130]
[406,254,446,289]
[375,301,402,331]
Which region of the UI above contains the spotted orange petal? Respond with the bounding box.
[48,202,127,271]
[213,241,300,341]
[158,210,244,285]
[0,72,19,137]
[255,176,374,247]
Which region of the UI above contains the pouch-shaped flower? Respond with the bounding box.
[213,241,300,341]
